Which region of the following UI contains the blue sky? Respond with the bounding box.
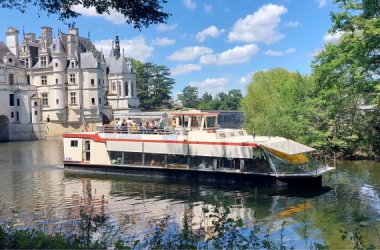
[0,0,341,98]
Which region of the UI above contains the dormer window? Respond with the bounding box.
[25,58,29,68]
[56,79,58,84]
[70,74,75,84]
[71,62,74,68]
[55,63,58,68]
[8,58,13,63]
[41,57,46,67]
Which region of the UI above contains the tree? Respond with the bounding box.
[134,60,175,111]
[1,0,171,29]
[201,92,212,103]
[177,86,199,109]
[241,69,314,141]
[310,0,380,156]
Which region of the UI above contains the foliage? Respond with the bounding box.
[179,87,243,110]
[177,86,199,109]
[241,68,315,141]
[134,59,175,111]
[0,0,170,29]
[309,0,380,156]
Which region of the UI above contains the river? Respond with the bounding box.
[0,139,379,248]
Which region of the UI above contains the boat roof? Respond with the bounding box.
[171,112,220,116]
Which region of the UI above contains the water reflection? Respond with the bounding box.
[0,140,379,248]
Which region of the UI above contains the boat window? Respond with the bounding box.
[144,153,165,167]
[206,116,216,128]
[84,141,91,162]
[264,150,325,174]
[191,156,214,169]
[230,132,235,137]
[70,140,78,147]
[166,154,188,169]
[123,152,143,165]
[109,151,123,165]
[85,141,90,150]
[215,157,242,170]
[238,131,244,136]
[219,133,225,138]
[243,158,273,173]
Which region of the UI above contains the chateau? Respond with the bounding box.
[0,26,140,141]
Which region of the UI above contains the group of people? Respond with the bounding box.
[110,117,164,134]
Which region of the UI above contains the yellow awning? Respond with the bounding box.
[261,145,309,166]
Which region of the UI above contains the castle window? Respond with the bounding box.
[56,79,58,84]
[23,46,26,52]
[98,79,100,86]
[17,99,20,106]
[125,82,129,96]
[26,58,29,68]
[34,102,37,106]
[55,63,58,68]
[71,62,74,68]
[91,79,94,85]
[70,74,75,84]
[131,82,133,97]
[99,98,101,105]
[9,74,13,85]
[91,98,95,105]
[35,111,37,115]
[41,76,47,85]
[118,84,121,96]
[70,92,76,104]
[41,57,46,67]
[16,112,19,121]
[27,75,30,84]
[112,84,116,92]
[11,112,14,118]
[42,94,48,106]
[56,99,59,105]
[9,94,14,106]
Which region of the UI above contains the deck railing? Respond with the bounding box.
[96,125,202,135]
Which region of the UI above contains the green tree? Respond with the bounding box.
[241,68,314,141]
[1,0,171,29]
[310,0,380,155]
[177,86,199,109]
[135,60,174,111]
[201,92,213,103]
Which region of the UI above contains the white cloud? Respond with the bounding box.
[183,0,196,10]
[94,36,154,62]
[170,64,202,76]
[239,72,254,84]
[151,37,175,46]
[316,0,327,8]
[323,31,344,43]
[72,5,126,24]
[156,23,178,31]
[308,47,325,57]
[285,48,296,53]
[284,21,300,27]
[265,50,283,56]
[204,4,212,12]
[264,48,295,56]
[228,4,287,44]
[190,78,230,96]
[195,26,225,42]
[200,44,259,65]
[180,33,188,39]
[167,46,213,61]
[190,78,229,87]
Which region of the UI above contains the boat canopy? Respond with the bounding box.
[261,140,315,156]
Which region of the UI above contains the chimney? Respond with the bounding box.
[41,26,53,46]
[5,27,19,57]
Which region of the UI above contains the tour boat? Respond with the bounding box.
[62,111,335,187]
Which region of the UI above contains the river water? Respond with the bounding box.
[0,139,379,248]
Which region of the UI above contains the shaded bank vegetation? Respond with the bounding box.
[242,0,380,158]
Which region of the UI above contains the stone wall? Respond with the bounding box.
[204,110,244,129]
[9,123,47,141]
[46,122,98,138]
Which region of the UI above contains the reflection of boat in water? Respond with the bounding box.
[63,111,334,187]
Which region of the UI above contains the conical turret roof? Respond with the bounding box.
[51,33,66,54]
